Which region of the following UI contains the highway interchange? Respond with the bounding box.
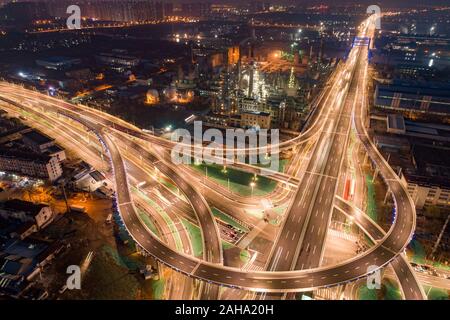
[0,15,434,299]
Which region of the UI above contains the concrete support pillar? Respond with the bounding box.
[372,167,379,183]
[383,188,391,204]
[363,153,369,166]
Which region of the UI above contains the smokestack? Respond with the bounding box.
[248,64,254,98]
[250,18,256,39]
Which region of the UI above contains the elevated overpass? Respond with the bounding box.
[0,14,423,297]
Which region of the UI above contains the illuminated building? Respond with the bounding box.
[0,149,62,182]
[46,0,168,22]
[179,2,211,18]
[228,46,240,65]
[96,52,140,68]
[163,87,194,104]
[146,89,160,105]
[241,111,271,129]
[176,90,195,104]
[35,56,81,71]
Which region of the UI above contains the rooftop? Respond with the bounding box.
[22,130,54,145]
[2,238,49,259]
[375,81,450,115]
[387,114,406,131]
[0,199,47,218]
[90,170,106,182]
[377,81,450,98]
[36,56,80,64]
[0,147,52,163]
[242,111,271,117]
[45,144,64,154]
[405,144,450,190]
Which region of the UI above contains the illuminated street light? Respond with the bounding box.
[250,181,256,196]
[348,216,354,226]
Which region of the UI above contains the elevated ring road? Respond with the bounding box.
[0,60,342,155]
[335,197,426,300]
[0,15,419,294]
[0,88,417,294]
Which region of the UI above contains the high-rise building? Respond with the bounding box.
[46,0,171,22]
[180,2,211,18]
[0,1,50,24]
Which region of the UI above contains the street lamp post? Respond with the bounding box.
[250,182,256,197]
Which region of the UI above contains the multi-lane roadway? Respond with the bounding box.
[0,15,427,297]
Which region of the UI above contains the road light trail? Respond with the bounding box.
[0,76,416,293]
[0,15,421,293]
[266,44,361,274]
[335,196,426,300]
